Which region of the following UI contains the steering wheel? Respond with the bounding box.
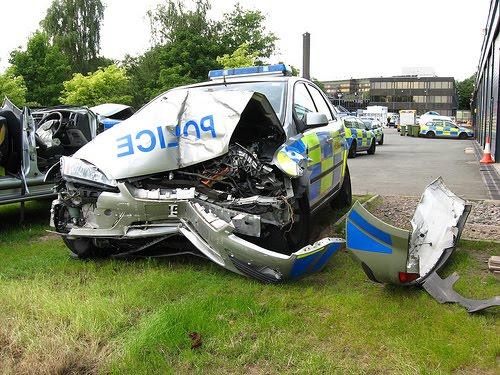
[39,111,64,138]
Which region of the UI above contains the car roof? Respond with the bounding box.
[173,75,306,91]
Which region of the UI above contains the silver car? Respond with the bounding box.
[0,99,99,206]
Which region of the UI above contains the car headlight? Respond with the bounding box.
[60,156,117,190]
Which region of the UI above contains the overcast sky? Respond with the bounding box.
[0,0,491,81]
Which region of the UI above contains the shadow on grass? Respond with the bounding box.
[0,199,53,243]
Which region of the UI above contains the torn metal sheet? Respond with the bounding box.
[75,90,284,180]
[422,272,500,313]
[346,177,499,313]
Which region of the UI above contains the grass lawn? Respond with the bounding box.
[0,198,498,374]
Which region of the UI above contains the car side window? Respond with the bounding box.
[356,119,365,129]
[293,83,316,121]
[306,85,333,121]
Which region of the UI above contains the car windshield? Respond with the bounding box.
[362,119,371,126]
[189,81,286,121]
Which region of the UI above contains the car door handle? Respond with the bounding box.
[326,137,334,143]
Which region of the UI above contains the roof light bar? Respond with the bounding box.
[208,64,292,79]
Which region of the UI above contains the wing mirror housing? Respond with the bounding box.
[305,112,328,127]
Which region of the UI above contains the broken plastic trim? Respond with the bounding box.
[346,177,500,313]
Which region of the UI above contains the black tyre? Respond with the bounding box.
[348,142,357,158]
[367,139,376,155]
[378,135,384,145]
[331,165,352,209]
[285,195,311,252]
[426,131,435,138]
[63,237,100,259]
[458,132,468,139]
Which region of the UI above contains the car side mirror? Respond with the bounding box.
[305,112,328,127]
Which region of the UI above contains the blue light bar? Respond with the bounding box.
[208,64,292,79]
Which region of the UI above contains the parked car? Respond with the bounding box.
[50,64,351,282]
[0,99,99,205]
[361,117,384,145]
[419,120,474,139]
[342,116,376,157]
[418,111,453,126]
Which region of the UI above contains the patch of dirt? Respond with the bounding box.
[367,196,500,242]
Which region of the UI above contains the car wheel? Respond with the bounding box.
[458,132,468,139]
[331,164,352,209]
[378,135,384,145]
[63,237,101,259]
[348,142,357,158]
[367,139,376,155]
[285,195,311,252]
[426,131,435,138]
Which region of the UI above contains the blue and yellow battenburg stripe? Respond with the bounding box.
[275,132,346,203]
[289,241,343,279]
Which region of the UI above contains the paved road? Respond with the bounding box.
[348,128,490,199]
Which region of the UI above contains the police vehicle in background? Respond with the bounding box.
[419,120,474,139]
[360,117,384,145]
[342,116,376,158]
[50,64,351,282]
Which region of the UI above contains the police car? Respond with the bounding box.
[342,116,376,158]
[50,64,350,282]
[419,120,474,139]
[361,117,384,145]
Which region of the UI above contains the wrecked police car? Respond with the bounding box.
[51,64,350,282]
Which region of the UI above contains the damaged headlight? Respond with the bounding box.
[60,156,118,190]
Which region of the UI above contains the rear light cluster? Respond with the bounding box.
[399,272,420,283]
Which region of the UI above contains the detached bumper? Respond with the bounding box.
[52,185,343,282]
[346,177,499,313]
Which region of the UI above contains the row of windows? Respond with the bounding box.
[371,95,453,103]
[371,81,453,90]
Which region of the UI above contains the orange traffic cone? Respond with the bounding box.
[480,136,495,164]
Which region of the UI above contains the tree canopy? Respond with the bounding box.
[456,74,475,110]
[124,0,277,107]
[60,65,132,106]
[9,31,71,106]
[0,68,27,107]
[41,0,106,73]
[216,42,258,68]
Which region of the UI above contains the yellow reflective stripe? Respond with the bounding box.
[320,172,333,193]
[321,158,333,171]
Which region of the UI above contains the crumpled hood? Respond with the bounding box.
[74,90,283,180]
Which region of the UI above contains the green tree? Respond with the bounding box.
[312,79,326,92]
[60,64,132,106]
[216,42,258,68]
[219,3,277,61]
[41,0,105,73]
[456,74,475,110]
[0,68,27,107]
[9,31,71,106]
[125,0,278,107]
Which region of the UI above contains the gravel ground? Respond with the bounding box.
[367,196,500,241]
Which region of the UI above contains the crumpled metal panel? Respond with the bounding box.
[346,177,499,313]
[73,90,282,180]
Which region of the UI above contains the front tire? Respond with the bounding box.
[426,131,435,138]
[285,195,311,252]
[378,135,384,145]
[331,165,352,209]
[458,132,468,139]
[367,139,376,155]
[63,237,100,259]
[348,142,357,158]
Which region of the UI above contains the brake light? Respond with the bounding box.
[399,272,420,283]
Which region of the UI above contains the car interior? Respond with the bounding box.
[33,109,93,172]
[0,106,94,178]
